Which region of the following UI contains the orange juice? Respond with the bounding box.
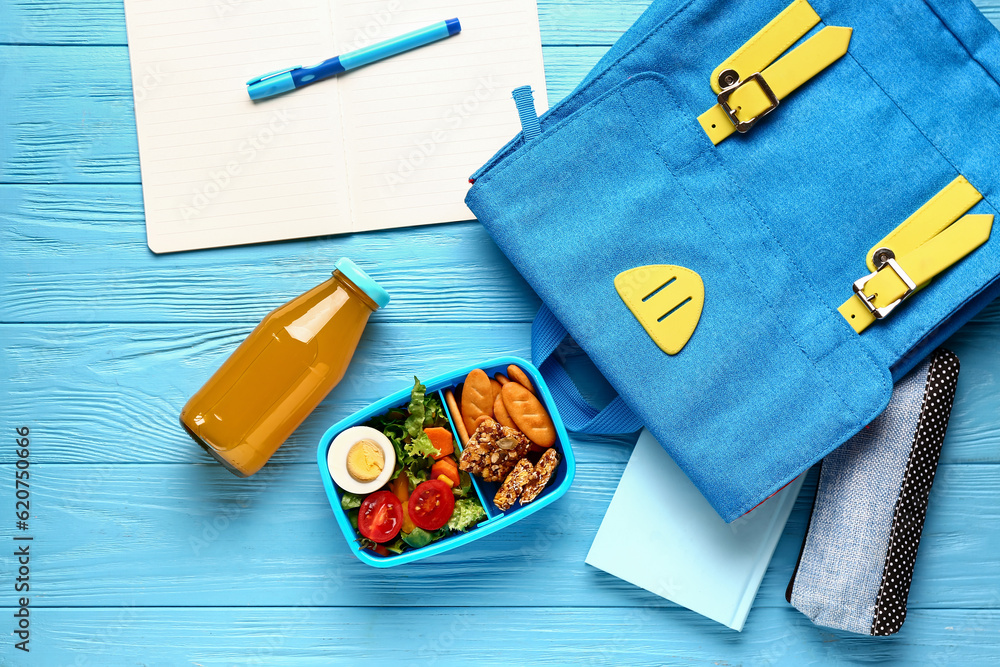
[180,258,389,476]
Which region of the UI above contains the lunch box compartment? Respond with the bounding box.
[317,356,576,567]
[435,389,499,520]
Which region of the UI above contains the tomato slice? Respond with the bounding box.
[357,490,404,543]
[408,479,456,531]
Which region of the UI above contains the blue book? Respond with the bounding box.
[586,429,804,631]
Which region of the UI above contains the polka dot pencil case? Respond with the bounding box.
[785,348,960,635]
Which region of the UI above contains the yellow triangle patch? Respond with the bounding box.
[614,265,704,355]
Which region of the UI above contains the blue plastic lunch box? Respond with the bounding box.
[317,356,576,567]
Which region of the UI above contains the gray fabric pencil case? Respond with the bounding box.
[786,348,960,636]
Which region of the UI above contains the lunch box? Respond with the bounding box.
[317,356,576,567]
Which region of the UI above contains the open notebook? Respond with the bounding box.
[123,0,548,253]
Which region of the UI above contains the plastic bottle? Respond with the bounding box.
[180,258,390,477]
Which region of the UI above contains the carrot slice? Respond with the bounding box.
[389,474,410,503]
[431,459,461,488]
[401,500,417,534]
[424,427,454,459]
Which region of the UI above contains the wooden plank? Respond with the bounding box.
[0,46,139,183]
[3,461,998,608]
[0,186,541,325]
[3,320,999,464]
[0,0,650,46]
[0,45,604,184]
[10,606,1000,665]
[939,315,1000,464]
[0,0,129,45]
[0,323,634,464]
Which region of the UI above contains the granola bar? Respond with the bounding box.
[494,458,537,511]
[458,418,531,482]
[520,448,560,504]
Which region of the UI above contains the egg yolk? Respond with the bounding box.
[346,439,385,482]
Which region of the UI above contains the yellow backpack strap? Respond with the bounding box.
[699,25,852,144]
[838,177,993,334]
[864,175,982,271]
[709,0,820,94]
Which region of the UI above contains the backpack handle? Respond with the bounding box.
[532,305,643,435]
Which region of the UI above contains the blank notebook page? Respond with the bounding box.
[123,0,547,253]
[334,0,548,230]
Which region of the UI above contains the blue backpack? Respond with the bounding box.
[466,0,1000,521]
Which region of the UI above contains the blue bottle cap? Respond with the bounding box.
[334,258,390,309]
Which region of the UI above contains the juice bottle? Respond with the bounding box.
[180,258,390,477]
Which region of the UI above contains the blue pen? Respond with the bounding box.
[247,18,462,100]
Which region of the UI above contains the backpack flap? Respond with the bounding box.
[466,0,1000,521]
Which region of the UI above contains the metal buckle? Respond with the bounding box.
[716,69,779,134]
[852,249,917,320]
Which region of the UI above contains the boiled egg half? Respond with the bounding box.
[328,426,396,494]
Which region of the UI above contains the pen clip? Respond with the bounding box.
[246,66,302,86]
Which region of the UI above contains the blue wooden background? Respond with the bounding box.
[3,0,1000,664]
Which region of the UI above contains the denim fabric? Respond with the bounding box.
[789,360,929,634]
[466,0,1000,521]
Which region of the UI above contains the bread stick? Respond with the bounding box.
[444,388,469,444]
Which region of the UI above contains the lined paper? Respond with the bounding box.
[123,0,547,253]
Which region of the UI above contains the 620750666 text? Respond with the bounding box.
[13,426,32,653]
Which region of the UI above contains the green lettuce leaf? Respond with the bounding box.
[447,499,487,532]
[403,526,451,548]
[405,456,433,488]
[341,493,364,511]
[384,537,407,555]
[364,414,408,480]
[424,393,448,428]
[405,430,440,460]
[401,527,435,548]
[387,431,408,480]
[404,377,426,438]
[452,471,473,498]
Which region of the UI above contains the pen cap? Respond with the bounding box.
[247,71,296,100]
[334,258,390,309]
